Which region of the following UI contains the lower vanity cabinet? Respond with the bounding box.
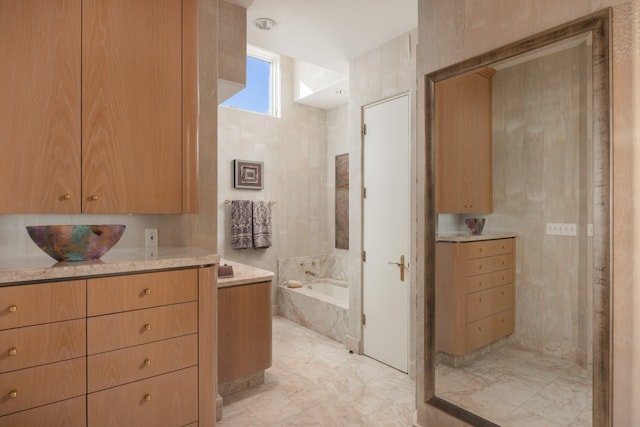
[218,281,272,385]
[436,237,515,355]
[0,280,87,426]
[0,265,216,426]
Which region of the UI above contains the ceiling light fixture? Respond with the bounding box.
[254,17,277,31]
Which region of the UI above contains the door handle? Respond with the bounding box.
[388,254,406,281]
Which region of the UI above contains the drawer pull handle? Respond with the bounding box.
[478,265,483,270]
[8,305,17,313]
[502,261,506,265]
[501,317,505,322]
[478,282,483,287]
[144,394,152,401]
[502,245,507,249]
[89,195,99,201]
[501,291,505,296]
[143,288,151,295]
[478,327,483,332]
[9,390,17,399]
[144,359,152,367]
[479,248,483,253]
[479,297,483,303]
[9,348,17,356]
[144,323,152,331]
[63,194,72,200]
[502,276,506,280]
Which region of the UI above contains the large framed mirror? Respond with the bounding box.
[422,9,611,426]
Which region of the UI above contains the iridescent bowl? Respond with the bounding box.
[26,224,126,262]
[465,218,486,235]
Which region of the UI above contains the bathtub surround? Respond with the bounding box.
[278,254,349,342]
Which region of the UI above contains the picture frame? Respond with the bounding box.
[233,159,264,189]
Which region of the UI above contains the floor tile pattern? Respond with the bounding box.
[218,316,592,426]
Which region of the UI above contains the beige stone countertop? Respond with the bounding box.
[217,258,274,288]
[0,247,219,285]
[436,232,517,242]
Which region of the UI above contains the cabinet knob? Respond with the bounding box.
[501,317,505,322]
[478,326,483,332]
[8,305,17,313]
[144,323,152,331]
[478,281,483,287]
[143,288,151,295]
[502,276,506,281]
[9,390,18,399]
[89,195,99,201]
[8,348,17,356]
[479,297,483,303]
[144,394,152,401]
[63,194,72,200]
[478,265,483,270]
[144,358,152,367]
[479,248,483,253]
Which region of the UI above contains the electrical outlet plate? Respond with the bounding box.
[546,223,577,236]
[145,228,158,247]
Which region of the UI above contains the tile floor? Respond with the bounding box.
[217,316,416,426]
[217,316,592,427]
[436,344,593,426]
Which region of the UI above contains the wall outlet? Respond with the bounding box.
[546,223,577,236]
[145,228,158,247]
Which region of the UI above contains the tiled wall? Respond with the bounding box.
[277,254,349,284]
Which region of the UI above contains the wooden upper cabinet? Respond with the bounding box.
[0,0,81,213]
[0,0,198,214]
[435,67,495,214]
[82,0,198,214]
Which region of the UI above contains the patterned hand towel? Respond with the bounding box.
[231,200,253,249]
[253,201,273,248]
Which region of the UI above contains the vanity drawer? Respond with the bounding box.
[88,334,198,392]
[492,238,514,255]
[0,396,86,427]
[466,284,513,323]
[88,302,198,354]
[0,358,85,416]
[465,309,514,352]
[0,319,85,374]
[88,367,198,427]
[465,238,514,260]
[87,269,198,316]
[464,269,513,293]
[493,254,513,271]
[0,280,85,330]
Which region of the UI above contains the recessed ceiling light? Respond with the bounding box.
[255,18,277,31]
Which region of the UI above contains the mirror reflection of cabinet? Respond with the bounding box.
[436,237,515,357]
[435,67,495,214]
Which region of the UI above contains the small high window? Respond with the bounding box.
[221,46,280,117]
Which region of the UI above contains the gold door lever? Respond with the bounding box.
[388,255,406,281]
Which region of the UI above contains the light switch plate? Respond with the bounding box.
[546,223,577,236]
[145,228,158,247]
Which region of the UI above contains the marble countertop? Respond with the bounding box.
[217,258,275,288]
[0,247,219,285]
[436,232,517,242]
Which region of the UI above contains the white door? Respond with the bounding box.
[362,94,410,372]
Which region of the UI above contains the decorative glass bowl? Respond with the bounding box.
[26,224,126,262]
[465,218,486,235]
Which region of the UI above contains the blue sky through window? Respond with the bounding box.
[222,55,271,114]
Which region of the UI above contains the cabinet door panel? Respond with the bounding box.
[0,0,81,213]
[87,302,198,354]
[0,280,86,330]
[87,269,198,315]
[0,319,85,374]
[88,367,198,427]
[82,0,182,213]
[0,396,85,427]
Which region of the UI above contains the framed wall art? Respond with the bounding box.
[233,159,264,189]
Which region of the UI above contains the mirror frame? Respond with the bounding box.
[422,9,611,426]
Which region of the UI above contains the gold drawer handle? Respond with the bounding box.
[143,288,151,295]
[479,248,483,253]
[478,326,483,332]
[144,359,152,367]
[63,194,72,200]
[9,348,17,356]
[9,305,17,313]
[144,394,152,401]
[502,276,507,280]
[478,282,483,287]
[501,317,505,322]
[502,245,507,249]
[9,390,18,399]
[144,323,152,331]
[478,265,483,270]
[479,297,483,303]
[89,195,99,201]
[502,261,506,265]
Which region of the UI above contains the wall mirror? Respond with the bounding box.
[423,10,611,426]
